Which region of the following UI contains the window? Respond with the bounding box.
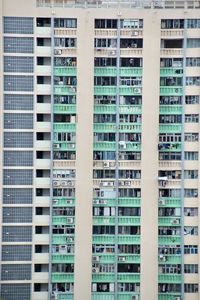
[54,18,77,28]
[187,38,200,48]
[54,38,76,48]
[94,38,117,48]
[184,284,198,293]
[4,17,33,34]
[161,19,184,29]
[160,96,182,105]
[161,39,183,49]
[4,37,34,53]
[120,19,143,29]
[184,133,198,142]
[159,115,182,124]
[184,170,198,179]
[185,114,199,123]
[186,77,200,86]
[186,57,200,67]
[94,57,116,67]
[185,95,199,104]
[159,152,181,161]
[184,226,198,235]
[187,19,200,28]
[184,151,198,160]
[95,19,117,29]
[160,58,183,67]
[184,264,198,273]
[184,207,198,216]
[184,245,198,254]
[184,189,198,198]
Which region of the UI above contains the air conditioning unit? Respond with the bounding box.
[66,218,74,224]
[119,154,125,160]
[158,176,168,181]
[103,162,110,168]
[53,181,60,187]
[100,182,114,187]
[125,181,131,186]
[158,199,165,205]
[69,86,76,93]
[54,49,62,55]
[53,199,58,204]
[174,297,181,300]
[67,237,74,243]
[118,256,126,262]
[61,181,67,187]
[131,30,139,36]
[119,141,127,149]
[59,245,67,253]
[92,267,100,273]
[92,256,100,262]
[93,199,100,205]
[66,199,73,205]
[119,181,125,186]
[172,219,180,225]
[99,200,107,205]
[69,143,75,149]
[66,181,73,187]
[159,255,166,262]
[58,81,64,85]
[134,88,141,93]
[132,296,139,300]
[108,50,116,56]
[54,144,60,149]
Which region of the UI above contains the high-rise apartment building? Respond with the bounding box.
[0,0,200,300]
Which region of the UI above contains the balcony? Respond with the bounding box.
[36,84,51,95]
[52,216,75,226]
[35,177,51,187]
[35,196,50,206]
[159,254,181,264]
[158,236,181,245]
[54,67,77,76]
[160,49,183,56]
[94,67,142,77]
[35,140,51,149]
[32,292,48,300]
[34,234,49,244]
[54,104,76,114]
[158,274,181,283]
[36,65,51,76]
[159,105,182,114]
[36,103,51,113]
[35,159,51,169]
[54,28,77,36]
[94,142,116,151]
[36,26,51,36]
[160,87,183,96]
[53,197,75,207]
[92,273,115,282]
[54,86,76,95]
[51,273,74,283]
[35,215,50,225]
[52,254,74,263]
[158,217,181,226]
[118,198,141,207]
[53,123,76,132]
[33,253,49,263]
[158,197,181,208]
[36,46,51,56]
[52,235,74,245]
[160,68,183,77]
[36,122,51,132]
[159,124,182,133]
[118,273,140,282]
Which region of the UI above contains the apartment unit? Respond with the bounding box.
[0,0,200,300]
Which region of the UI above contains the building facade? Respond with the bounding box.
[0,0,200,300]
